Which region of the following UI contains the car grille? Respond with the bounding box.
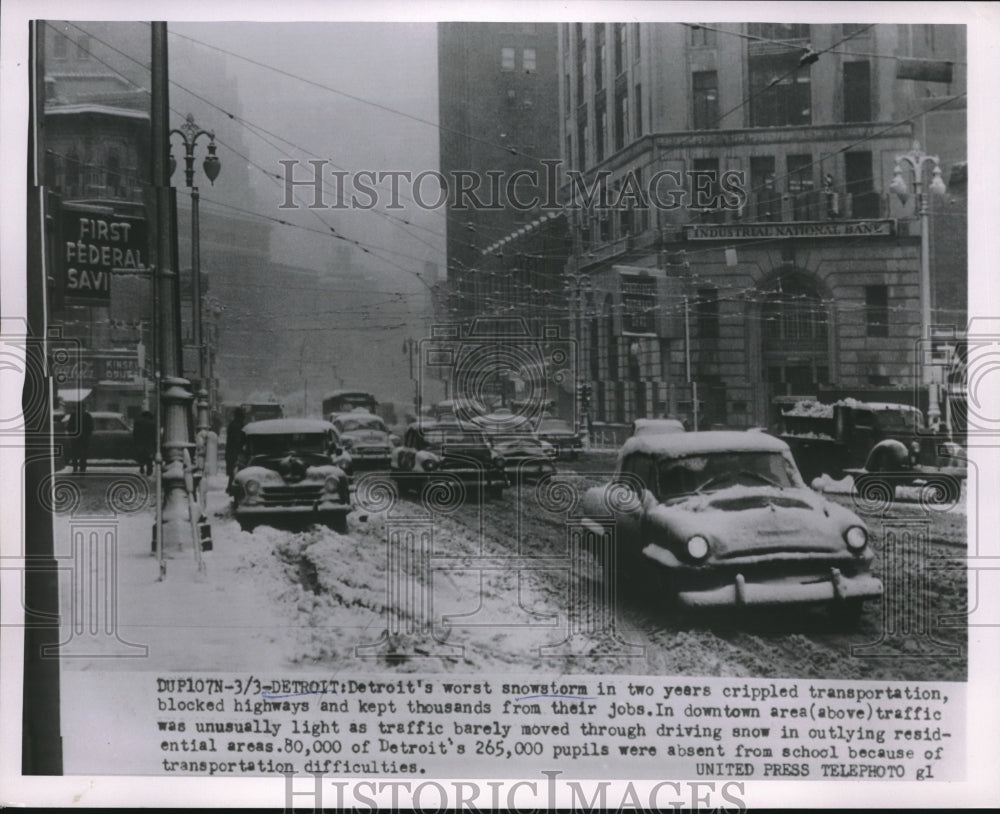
[355,447,389,456]
[259,485,326,506]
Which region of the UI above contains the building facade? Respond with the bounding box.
[559,22,967,434]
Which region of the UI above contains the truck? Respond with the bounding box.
[775,398,965,506]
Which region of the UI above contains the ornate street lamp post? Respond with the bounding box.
[170,113,220,436]
[889,141,947,426]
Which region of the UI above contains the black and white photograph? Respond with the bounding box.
[2,1,998,808]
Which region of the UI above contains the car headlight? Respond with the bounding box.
[686,535,710,561]
[423,458,438,471]
[341,438,353,450]
[844,525,868,551]
[324,475,340,493]
[244,479,261,497]
[493,455,505,470]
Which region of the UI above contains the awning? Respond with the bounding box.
[57,388,92,403]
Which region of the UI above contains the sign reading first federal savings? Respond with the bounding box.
[61,207,148,305]
[684,219,895,241]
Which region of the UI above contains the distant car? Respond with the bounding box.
[631,417,686,437]
[579,431,882,623]
[57,410,135,467]
[491,433,557,481]
[535,417,584,458]
[229,418,351,533]
[391,421,507,499]
[328,410,396,470]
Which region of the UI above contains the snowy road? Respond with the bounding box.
[53,456,968,680]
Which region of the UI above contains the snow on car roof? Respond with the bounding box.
[243,418,334,435]
[620,430,790,458]
[632,418,685,434]
[782,398,921,418]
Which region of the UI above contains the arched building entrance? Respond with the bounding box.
[757,270,833,423]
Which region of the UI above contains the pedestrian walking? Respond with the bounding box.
[132,409,157,476]
[67,405,94,474]
[225,407,247,493]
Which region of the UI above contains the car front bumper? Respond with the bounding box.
[674,569,883,609]
[235,501,350,521]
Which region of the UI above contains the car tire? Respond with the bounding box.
[328,514,348,534]
[238,520,256,533]
[486,483,504,500]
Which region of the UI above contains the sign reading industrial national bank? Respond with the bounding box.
[61,204,148,305]
[684,219,896,241]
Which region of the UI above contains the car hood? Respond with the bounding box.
[649,485,860,558]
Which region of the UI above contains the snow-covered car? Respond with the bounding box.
[328,410,396,470]
[230,419,351,533]
[535,417,584,458]
[470,408,533,436]
[580,431,882,623]
[391,421,507,499]
[491,433,557,481]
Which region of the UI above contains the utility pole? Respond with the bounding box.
[151,23,204,554]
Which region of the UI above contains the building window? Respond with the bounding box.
[697,288,720,339]
[614,87,629,151]
[76,34,91,59]
[564,73,571,115]
[749,52,811,127]
[866,284,889,337]
[578,113,589,169]
[595,100,607,162]
[106,150,122,197]
[634,83,643,137]
[501,47,515,71]
[842,61,872,122]
[690,24,716,47]
[565,133,573,170]
[845,151,879,218]
[595,26,606,91]
[751,156,780,221]
[523,48,536,73]
[692,70,719,130]
[787,154,815,220]
[614,23,626,75]
[633,23,641,60]
[577,39,588,101]
[65,149,81,194]
[762,277,828,343]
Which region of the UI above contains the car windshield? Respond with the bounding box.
[656,451,800,498]
[337,416,386,433]
[94,416,126,431]
[248,433,327,456]
[539,419,571,432]
[875,410,920,431]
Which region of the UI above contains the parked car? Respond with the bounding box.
[579,431,882,624]
[391,420,507,499]
[328,410,396,470]
[491,433,557,481]
[56,410,135,468]
[535,417,584,458]
[229,418,351,533]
